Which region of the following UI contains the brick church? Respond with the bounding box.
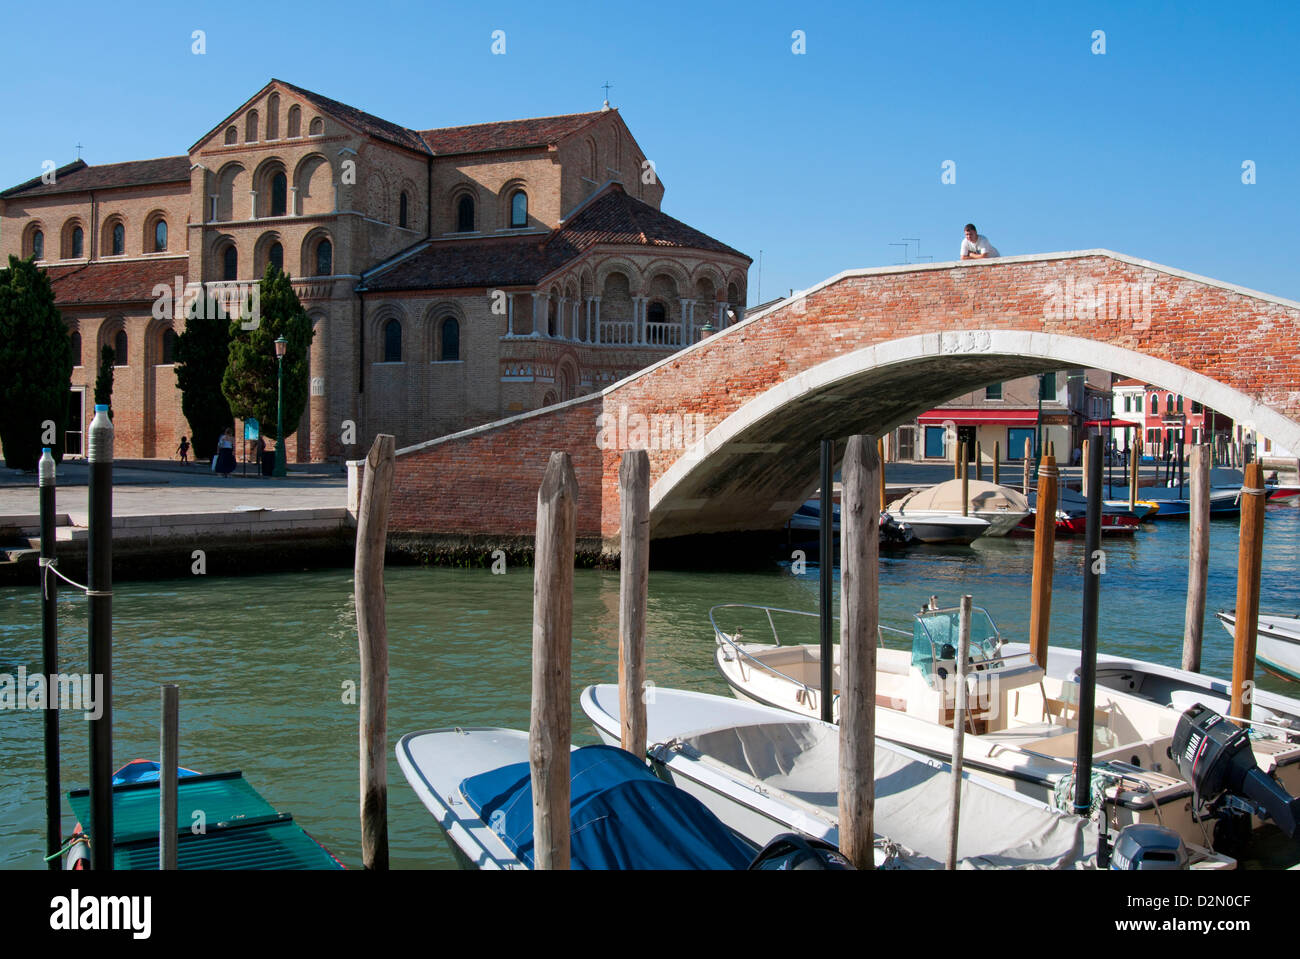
[0,79,750,462]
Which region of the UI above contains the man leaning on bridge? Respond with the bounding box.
[960,224,1000,260]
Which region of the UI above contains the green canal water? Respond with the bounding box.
[2,501,1298,869]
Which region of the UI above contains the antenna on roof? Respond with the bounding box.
[601,81,612,111]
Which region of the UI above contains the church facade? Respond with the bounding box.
[0,79,750,462]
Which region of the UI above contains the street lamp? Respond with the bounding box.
[273,335,288,478]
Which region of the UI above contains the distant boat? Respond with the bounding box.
[888,479,1028,538]
[786,502,915,551]
[1216,611,1300,684]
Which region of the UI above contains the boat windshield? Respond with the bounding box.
[912,607,1002,686]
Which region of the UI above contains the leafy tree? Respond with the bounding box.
[221,264,314,451]
[175,295,234,460]
[94,345,115,419]
[0,256,74,469]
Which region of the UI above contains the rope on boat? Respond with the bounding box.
[39,557,109,600]
[1052,766,1121,820]
[44,833,88,863]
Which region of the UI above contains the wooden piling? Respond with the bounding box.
[1129,438,1140,511]
[953,443,960,480]
[975,441,982,483]
[838,435,879,870]
[946,594,972,870]
[618,450,649,760]
[1029,455,1059,669]
[38,449,60,870]
[819,440,835,725]
[1182,445,1210,673]
[992,442,1000,486]
[531,452,578,870]
[1081,439,1090,498]
[960,445,969,516]
[1230,462,1267,727]
[1022,438,1032,494]
[877,437,886,512]
[355,433,395,870]
[160,684,179,870]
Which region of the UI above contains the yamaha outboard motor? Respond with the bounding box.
[1110,824,1188,870]
[1171,703,1300,839]
[748,833,856,870]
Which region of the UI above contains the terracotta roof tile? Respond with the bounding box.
[2,157,190,199]
[418,112,606,156]
[275,80,431,154]
[552,186,747,259]
[43,259,189,306]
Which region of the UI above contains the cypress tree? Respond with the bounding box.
[94,345,115,418]
[175,294,234,459]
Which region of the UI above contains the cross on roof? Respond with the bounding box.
[602,81,612,102]
[76,142,83,159]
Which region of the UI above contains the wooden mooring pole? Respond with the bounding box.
[160,684,179,870]
[38,448,61,870]
[1081,439,1090,498]
[960,445,969,516]
[1029,454,1059,669]
[992,441,1000,487]
[355,433,395,870]
[1182,445,1210,673]
[877,437,886,513]
[1022,438,1033,494]
[1129,438,1140,512]
[946,594,972,870]
[87,404,114,870]
[531,452,578,869]
[975,441,982,484]
[819,440,835,724]
[1230,462,1267,728]
[618,451,649,759]
[838,435,878,870]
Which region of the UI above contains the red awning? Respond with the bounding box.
[917,409,1039,427]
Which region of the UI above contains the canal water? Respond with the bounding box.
[2,501,1297,869]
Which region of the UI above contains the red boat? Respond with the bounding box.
[1013,510,1139,537]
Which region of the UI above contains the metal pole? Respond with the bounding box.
[946,594,972,870]
[1073,441,1104,818]
[819,439,834,724]
[160,684,179,870]
[274,355,287,477]
[87,404,114,870]
[1178,419,1185,500]
[39,448,61,870]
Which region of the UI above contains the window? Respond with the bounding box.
[399,192,408,229]
[1038,373,1056,401]
[1008,427,1036,460]
[924,426,947,459]
[1176,395,1184,413]
[510,190,527,228]
[271,173,287,217]
[71,226,84,258]
[266,94,280,139]
[1166,394,1174,414]
[315,239,332,276]
[647,302,666,325]
[246,111,259,142]
[111,223,125,255]
[457,195,474,232]
[287,105,301,138]
[32,230,44,260]
[440,317,460,361]
[154,219,167,252]
[224,126,238,145]
[269,242,283,272]
[1192,400,1203,414]
[383,319,402,362]
[71,331,82,367]
[161,329,177,364]
[985,382,1003,400]
[114,330,128,365]
[223,245,238,281]
[309,116,323,136]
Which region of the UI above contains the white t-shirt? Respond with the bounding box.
[960,234,1000,258]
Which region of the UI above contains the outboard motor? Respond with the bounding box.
[1171,703,1300,839]
[1110,824,1188,870]
[748,833,856,870]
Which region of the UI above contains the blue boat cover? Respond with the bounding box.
[112,760,202,786]
[460,745,753,870]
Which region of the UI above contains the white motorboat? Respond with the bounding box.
[395,726,760,869]
[710,602,1300,854]
[1216,610,1300,684]
[888,479,1028,538]
[882,511,990,545]
[581,684,1233,869]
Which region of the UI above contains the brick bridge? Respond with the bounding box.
[378,250,1300,558]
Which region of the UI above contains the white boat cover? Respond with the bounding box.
[675,720,1095,870]
[893,479,1029,515]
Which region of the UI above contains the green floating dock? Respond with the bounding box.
[67,770,345,870]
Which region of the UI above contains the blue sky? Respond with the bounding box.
[3,0,1297,302]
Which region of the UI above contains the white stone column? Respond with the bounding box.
[680,298,695,347]
[572,299,580,342]
[531,292,543,338]
[716,301,727,329]
[208,195,218,223]
[249,191,258,220]
[506,294,514,336]
[632,296,645,345]
[558,297,567,339]
[289,186,299,216]
[592,297,602,344]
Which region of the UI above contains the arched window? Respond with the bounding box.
[271,172,287,217]
[246,111,259,142]
[114,330,128,366]
[266,93,280,139]
[440,318,460,361]
[1166,394,1174,414]
[71,226,84,258]
[383,319,402,362]
[1176,395,1184,413]
[153,219,168,252]
[268,242,283,272]
[457,195,474,232]
[315,239,332,276]
[287,105,301,138]
[223,245,238,281]
[71,331,82,367]
[161,329,177,364]
[510,190,527,228]
[647,301,666,325]
[31,230,44,260]
[224,126,238,145]
[399,192,408,229]
[1149,394,1157,414]
[309,117,323,136]
[111,223,125,255]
